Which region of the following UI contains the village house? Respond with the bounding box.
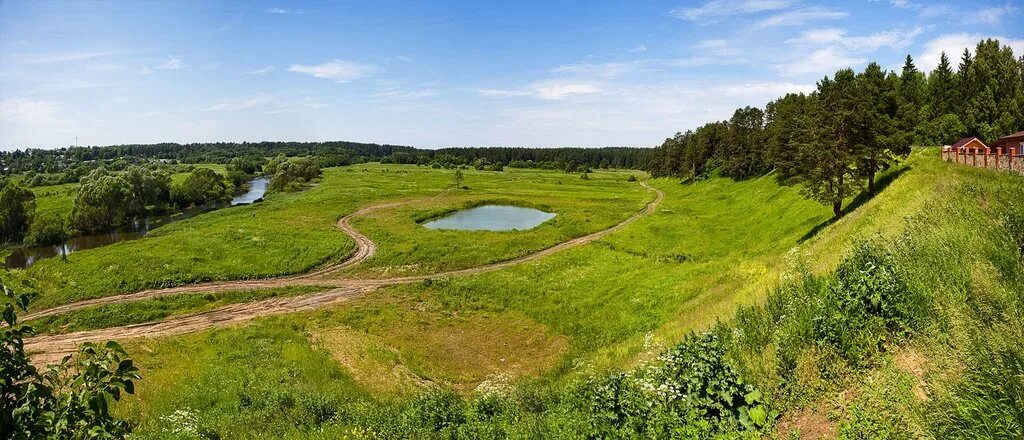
[991,130,1024,154]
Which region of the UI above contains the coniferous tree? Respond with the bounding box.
[971,39,1022,142]
[857,62,905,194]
[723,106,767,179]
[766,93,813,183]
[796,69,866,218]
[897,55,926,146]
[956,48,978,135]
[928,52,956,118]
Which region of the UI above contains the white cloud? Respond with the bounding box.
[478,81,602,100]
[154,56,184,70]
[917,33,1024,71]
[693,39,742,57]
[551,58,715,78]
[14,51,109,64]
[756,7,848,28]
[531,81,602,100]
[714,81,815,96]
[551,60,650,78]
[628,45,648,53]
[478,89,534,97]
[773,47,866,76]
[248,66,275,74]
[288,60,380,83]
[669,0,793,23]
[267,7,304,14]
[0,98,82,149]
[964,5,1017,24]
[787,27,923,51]
[202,95,273,111]
[0,98,59,122]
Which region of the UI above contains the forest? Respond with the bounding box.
[647,38,1024,216]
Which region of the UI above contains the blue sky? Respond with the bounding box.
[1,1,1021,150]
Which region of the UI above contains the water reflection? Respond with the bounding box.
[4,177,269,270]
[422,205,556,231]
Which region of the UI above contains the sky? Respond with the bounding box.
[1,1,1022,151]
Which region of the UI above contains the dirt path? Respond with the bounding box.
[24,183,664,361]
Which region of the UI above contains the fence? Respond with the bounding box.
[942,146,1024,174]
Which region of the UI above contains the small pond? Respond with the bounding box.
[422,205,556,231]
[4,177,270,270]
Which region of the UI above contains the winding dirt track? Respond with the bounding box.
[25,183,664,363]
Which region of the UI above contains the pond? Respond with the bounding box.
[422,205,556,231]
[4,177,270,270]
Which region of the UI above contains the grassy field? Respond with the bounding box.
[11,152,1024,438]
[7,164,649,310]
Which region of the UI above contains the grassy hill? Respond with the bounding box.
[12,150,1024,438]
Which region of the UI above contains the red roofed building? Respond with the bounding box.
[949,136,988,152]
[991,131,1024,154]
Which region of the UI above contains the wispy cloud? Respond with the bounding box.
[479,80,603,101]
[267,7,304,15]
[551,58,713,78]
[247,66,275,74]
[628,45,648,53]
[155,56,184,70]
[964,5,1017,24]
[13,51,109,64]
[787,27,923,51]
[0,98,60,122]
[917,33,1024,71]
[773,47,866,76]
[288,60,380,83]
[693,39,742,57]
[755,6,847,28]
[202,95,274,112]
[669,0,793,24]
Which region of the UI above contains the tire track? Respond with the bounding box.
[24,183,663,361]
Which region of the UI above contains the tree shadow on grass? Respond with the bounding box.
[798,165,912,243]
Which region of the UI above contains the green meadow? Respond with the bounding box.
[8,150,1024,438]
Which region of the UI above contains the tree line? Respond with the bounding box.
[0,154,324,246]
[648,38,1024,217]
[2,142,652,177]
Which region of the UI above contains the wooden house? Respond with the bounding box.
[991,131,1024,155]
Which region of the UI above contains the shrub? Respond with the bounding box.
[171,168,231,206]
[1,282,140,439]
[814,241,916,366]
[24,213,69,247]
[0,181,36,243]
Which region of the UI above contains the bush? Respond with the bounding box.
[814,241,916,366]
[0,181,36,243]
[268,157,321,192]
[171,168,231,206]
[24,213,69,247]
[1,283,140,439]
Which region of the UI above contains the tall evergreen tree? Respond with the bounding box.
[928,52,956,117]
[796,69,866,218]
[766,93,813,183]
[897,55,926,145]
[723,106,767,179]
[971,39,1022,142]
[857,62,905,194]
[956,48,979,134]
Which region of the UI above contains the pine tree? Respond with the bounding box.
[857,62,905,194]
[956,48,979,135]
[796,69,866,218]
[971,39,1022,142]
[928,52,956,117]
[897,55,925,146]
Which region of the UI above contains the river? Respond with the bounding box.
[4,177,270,270]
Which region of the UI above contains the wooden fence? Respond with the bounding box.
[942,146,1024,174]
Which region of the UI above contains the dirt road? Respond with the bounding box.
[24,183,664,362]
